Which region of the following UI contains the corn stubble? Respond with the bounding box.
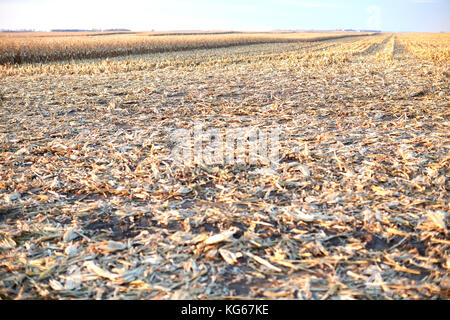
[0,32,448,300]
[0,31,364,66]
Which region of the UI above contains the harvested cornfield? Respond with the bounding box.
[0,31,367,65]
[0,32,448,300]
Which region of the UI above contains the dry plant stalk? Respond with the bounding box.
[0,32,448,300]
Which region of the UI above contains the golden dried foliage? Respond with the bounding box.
[0,32,448,300]
[0,31,363,65]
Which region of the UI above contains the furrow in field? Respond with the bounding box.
[353,34,393,57]
[393,36,407,57]
[395,33,450,64]
[0,35,370,76]
[0,32,375,65]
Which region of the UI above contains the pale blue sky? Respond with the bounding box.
[0,0,448,32]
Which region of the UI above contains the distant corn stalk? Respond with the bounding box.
[298,34,390,67]
[375,35,395,62]
[397,33,450,64]
[0,31,368,65]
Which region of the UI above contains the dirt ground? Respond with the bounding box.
[0,34,448,299]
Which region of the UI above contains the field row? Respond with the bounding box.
[0,31,369,65]
[0,35,392,76]
[3,33,447,78]
[397,33,450,63]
